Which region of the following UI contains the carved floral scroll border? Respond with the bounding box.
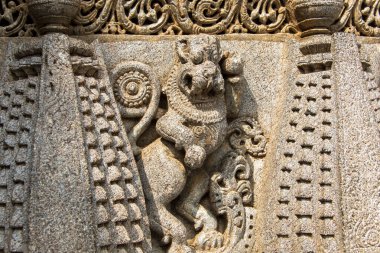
[1,0,380,37]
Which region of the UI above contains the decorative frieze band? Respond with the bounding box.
[1,0,380,37]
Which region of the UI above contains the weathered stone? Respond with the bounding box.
[26,0,81,34]
[333,32,380,253]
[28,33,95,252]
[287,0,345,37]
[1,1,380,253]
[2,0,380,37]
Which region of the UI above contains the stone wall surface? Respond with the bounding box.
[0,0,379,253]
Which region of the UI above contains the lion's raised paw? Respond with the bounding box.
[184,145,206,169]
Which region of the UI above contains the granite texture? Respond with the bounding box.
[1,32,379,253]
[0,1,379,252]
[333,32,380,253]
[28,33,95,253]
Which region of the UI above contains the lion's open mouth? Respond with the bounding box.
[190,89,220,104]
[192,99,218,108]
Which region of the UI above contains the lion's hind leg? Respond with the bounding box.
[176,168,224,250]
[138,139,192,252]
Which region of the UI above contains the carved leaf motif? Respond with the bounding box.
[240,0,286,33]
[227,117,266,157]
[116,0,169,34]
[74,0,105,24]
[209,149,257,252]
[72,0,114,34]
[188,0,229,25]
[169,0,242,34]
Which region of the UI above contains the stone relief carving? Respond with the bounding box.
[4,0,380,37]
[207,117,266,252]
[0,0,35,36]
[354,0,380,36]
[0,0,380,251]
[72,0,288,35]
[285,0,355,37]
[73,40,152,252]
[361,51,380,134]
[349,46,380,251]
[0,40,41,252]
[0,30,153,251]
[110,35,267,252]
[111,61,160,155]
[262,35,346,252]
[331,33,380,253]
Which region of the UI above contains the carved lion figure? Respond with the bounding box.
[138,35,239,252]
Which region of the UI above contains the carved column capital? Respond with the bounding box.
[287,0,346,37]
[25,0,81,34]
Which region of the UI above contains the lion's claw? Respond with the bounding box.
[190,229,224,250]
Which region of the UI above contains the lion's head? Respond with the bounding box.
[164,35,227,124]
[176,35,225,103]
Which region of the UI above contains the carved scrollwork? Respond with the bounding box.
[353,0,380,36]
[72,0,114,34]
[227,117,266,157]
[332,0,356,32]
[240,0,287,33]
[355,212,380,248]
[4,0,380,36]
[209,153,253,252]
[207,117,266,252]
[0,0,36,37]
[169,0,242,34]
[116,0,170,34]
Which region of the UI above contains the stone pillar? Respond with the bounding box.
[260,34,345,253]
[332,32,380,253]
[22,1,152,252]
[28,33,96,252]
[259,2,380,253]
[24,0,96,251]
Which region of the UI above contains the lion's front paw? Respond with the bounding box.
[184,145,206,169]
[189,229,224,250]
[168,243,194,253]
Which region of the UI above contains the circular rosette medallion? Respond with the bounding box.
[112,62,157,117]
[116,70,151,107]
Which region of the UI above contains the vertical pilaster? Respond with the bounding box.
[28,34,95,252]
[262,35,345,253]
[333,32,380,253]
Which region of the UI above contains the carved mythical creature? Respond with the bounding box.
[131,35,266,253]
[137,35,230,252]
